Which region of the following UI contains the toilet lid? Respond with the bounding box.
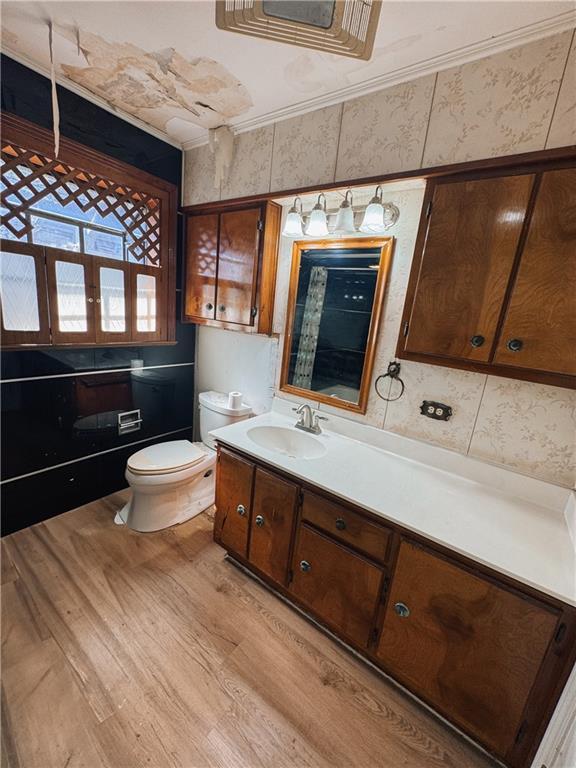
[127,440,206,475]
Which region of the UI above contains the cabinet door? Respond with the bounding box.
[45,248,95,344]
[0,240,50,346]
[376,541,559,758]
[184,213,218,320]
[403,175,534,362]
[130,263,166,342]
[494,168,576,375]
[216,208,260,326]
[290,525,383,648]
[214,449,254,558]
[248,467,298,585]
[93,258,131,344]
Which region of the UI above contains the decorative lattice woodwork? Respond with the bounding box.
[1,143,161,265]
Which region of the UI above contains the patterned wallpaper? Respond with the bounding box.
[185,29,576,488]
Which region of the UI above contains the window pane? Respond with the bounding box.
[85,229,124,260]
[136,273,156,332]
[55,260,87,332]
[99,267,126,333]
[0,250,41,331]
[31,215,80,252]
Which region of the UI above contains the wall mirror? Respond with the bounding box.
[280,238,393,413]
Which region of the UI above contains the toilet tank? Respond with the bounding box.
[198,391,252,450]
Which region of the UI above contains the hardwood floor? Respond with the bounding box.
[1,491,498,768]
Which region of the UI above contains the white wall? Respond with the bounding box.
[196,326,278,416]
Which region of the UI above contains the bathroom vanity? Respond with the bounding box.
[211,408,576,768]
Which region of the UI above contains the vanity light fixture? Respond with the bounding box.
[305,193,329,236]
[334,190,356,234]
[282,196,304,237]
[359,185,400,233]
[360,185,386,233]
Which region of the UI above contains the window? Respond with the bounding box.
[0,114,176,348]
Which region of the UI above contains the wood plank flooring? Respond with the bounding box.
[1,491,498,768]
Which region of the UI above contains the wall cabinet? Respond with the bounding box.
[398,161,575,388]
[183,201,281,334]
[213,444,576,768]
[1,240,170,347]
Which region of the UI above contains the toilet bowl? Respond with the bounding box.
[116,391,251,532]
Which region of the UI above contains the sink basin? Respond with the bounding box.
[247,426,326,459]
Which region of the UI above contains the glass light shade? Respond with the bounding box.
[334,191,356,233]
[283,209,304,236]
[359,201,385,233]
[305,208,329,236]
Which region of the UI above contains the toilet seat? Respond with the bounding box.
[127,440,207,476]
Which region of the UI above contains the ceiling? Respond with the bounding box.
[2,1,575,149]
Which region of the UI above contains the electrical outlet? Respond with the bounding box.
[420,401,452,421]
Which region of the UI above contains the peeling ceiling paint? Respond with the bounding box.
[60,30,252,133]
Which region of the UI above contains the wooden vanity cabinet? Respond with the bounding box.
[290,524,384,648]
[376,540,561,762]
[248,467,298,585]
[183,201,281,334]
[214,449,254,558]
[213,445,576,768]
[398,160,576,387]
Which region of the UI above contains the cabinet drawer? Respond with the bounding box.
[302,491,392,563]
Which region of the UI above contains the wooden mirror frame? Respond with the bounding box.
[280,237,394,414]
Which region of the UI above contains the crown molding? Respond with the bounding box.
[181,11,576,150]
[0,45,184,150]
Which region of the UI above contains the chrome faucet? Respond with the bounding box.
[293,404,328,435]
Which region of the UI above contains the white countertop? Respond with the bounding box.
[211,406,576,607]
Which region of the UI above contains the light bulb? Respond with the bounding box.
[334,190,356,234]
[282,197,304,237]
[305,193,328,236]
[360,185,385,233]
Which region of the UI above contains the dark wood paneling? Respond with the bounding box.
[214,448,254,558]
[376,540,559,758]
[216,207,261,326]
[290,524,383,648]
[302,490,392,564]
[404,174,534,362]
[184,213,218,320]
[248,467,298,585]
[494,168,576,375]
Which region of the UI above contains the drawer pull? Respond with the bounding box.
[255,514,265,527]
[335,517,347,531]
[394,602,410,618]
[300,560,311,573]
[237,504,246,517]
[470,334,485,348]
[506,338,523,352]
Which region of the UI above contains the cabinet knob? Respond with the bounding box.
[219,304,226,312]
[335,517,347,531]
[470,334,485,348]
[506,338,523,352]
[300,560,311,573]
[206,303,213,311]
[394,602,410,618]
[87,297,94,303]
[236,504,246,517]
[255,514,265,527]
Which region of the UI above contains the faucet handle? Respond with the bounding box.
[314,414,328,423]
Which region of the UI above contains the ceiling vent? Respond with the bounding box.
[216,1,382,60]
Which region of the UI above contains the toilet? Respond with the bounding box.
[115,391,252,532]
